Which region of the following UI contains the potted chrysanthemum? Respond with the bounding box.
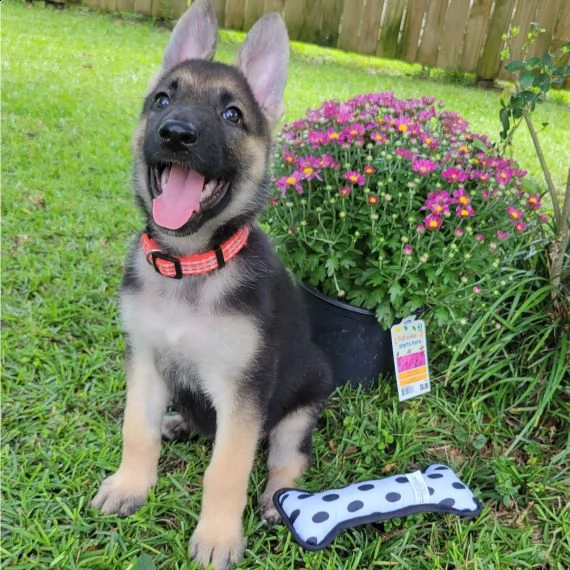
[262,93,546,387]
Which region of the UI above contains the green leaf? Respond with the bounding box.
[541,52,553,67]
[134,555,157,570]
[471,137,489,152]
[504,60,527,73]
[389,282,403,305]
[519,70,534,89]
[473,434,488,450]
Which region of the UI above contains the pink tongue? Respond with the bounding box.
[152,166,205,230]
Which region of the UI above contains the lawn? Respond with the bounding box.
[2,2,569,569]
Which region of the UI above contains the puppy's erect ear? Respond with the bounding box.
[235,13,289,127]
[162,0,218,73]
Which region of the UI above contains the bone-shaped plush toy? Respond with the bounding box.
[273,464,482,550]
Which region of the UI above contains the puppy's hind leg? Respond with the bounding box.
[161,413,191,441]
[259,405,320,525]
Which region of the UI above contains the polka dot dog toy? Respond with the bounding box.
[273,464,482,550]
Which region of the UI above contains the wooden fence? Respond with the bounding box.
[82,0,570,80]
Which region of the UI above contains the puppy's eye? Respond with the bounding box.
[153,93,170,110]
[222,107,242,124]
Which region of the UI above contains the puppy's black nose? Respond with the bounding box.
[158,119,198,150]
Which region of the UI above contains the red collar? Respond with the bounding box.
[141,226,250,278]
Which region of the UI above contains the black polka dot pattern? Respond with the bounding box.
[322,493,340,502]
[280,493,289,503]
[289,509,300,524]
[427,473,443,479]
[439,498,455,507]
[386,492,401,502]
[435,466,449,471]
[312,511,329,523]
[452,482,465,490]
[306,536,318,545]
[297,493,312,500]
[395,476,408,483]
[347,500,364,512]
[428,487,434,496]
[358,484,375,491]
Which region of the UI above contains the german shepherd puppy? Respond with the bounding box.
[91,1,333,568]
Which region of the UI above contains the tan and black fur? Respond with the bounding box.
[91,1,333,568]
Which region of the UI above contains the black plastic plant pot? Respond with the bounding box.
[299,281,394,388]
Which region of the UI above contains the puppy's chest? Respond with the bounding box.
[121,286,260,378]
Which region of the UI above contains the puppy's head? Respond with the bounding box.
[132,0,289,247]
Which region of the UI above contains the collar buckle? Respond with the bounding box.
[149,250,183,279]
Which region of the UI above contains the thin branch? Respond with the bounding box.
[523,114,562,224]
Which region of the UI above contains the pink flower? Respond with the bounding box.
[297,157,322,181]
[473,286,481,294]
[417,224,426,234]
[514,221,527,233]
[412,158,437,175]
[456,204,475,218]
[424,213,443,231]
[396,147,414,160]
[363,164,376,176]
[422,190,452,215]
[539,214,549,223]
[283,150,296,166]
[344,171,366,185]
[276,172,304,195]
[442,168,468,183]
[454,227,464,237]
[496,230,508,241]
[476,233,485,242]
[308,130,325,147]
[452,188,470,206]
[507,206,524,221]
[403,244,413,255]
[496,168,514,185]
[326,127,341,142]
[370,131,387,144]
[527,194,541,210]
[338,186,351,197]
[318,154,339,170]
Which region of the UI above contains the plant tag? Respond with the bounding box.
[391,317,431,401]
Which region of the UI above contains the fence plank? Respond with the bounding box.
[552,0,570,50]
[459,0,493,71]
[532,0,563,57]
[283,0,306,41]
[264,0,285,14]
[116,0,135,12]
[477,0,516,79]
[134,0,153,16]
[377,0,407,59]
[338,0,365,53]
[416,0,448,66]
[436,0,471,69]
[508,0,539,59]
[300,0,325,44]
[400,0,427,62]
[212,0,226,26]
[356,0,384,55]
[243,0,266,30]
[224,0,245,29]
[319,0,344,46]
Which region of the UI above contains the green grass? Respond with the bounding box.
[2,2,569,569]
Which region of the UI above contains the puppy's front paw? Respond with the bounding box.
[91,471,154,516]
[190,519,245,570]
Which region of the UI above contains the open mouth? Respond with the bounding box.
[149,164,229,230]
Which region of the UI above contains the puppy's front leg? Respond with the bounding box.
[190,406,261,570]
[92,350,167,516]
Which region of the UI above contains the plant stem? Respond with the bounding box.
[549,167,570,295]
[523,113,561,224]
